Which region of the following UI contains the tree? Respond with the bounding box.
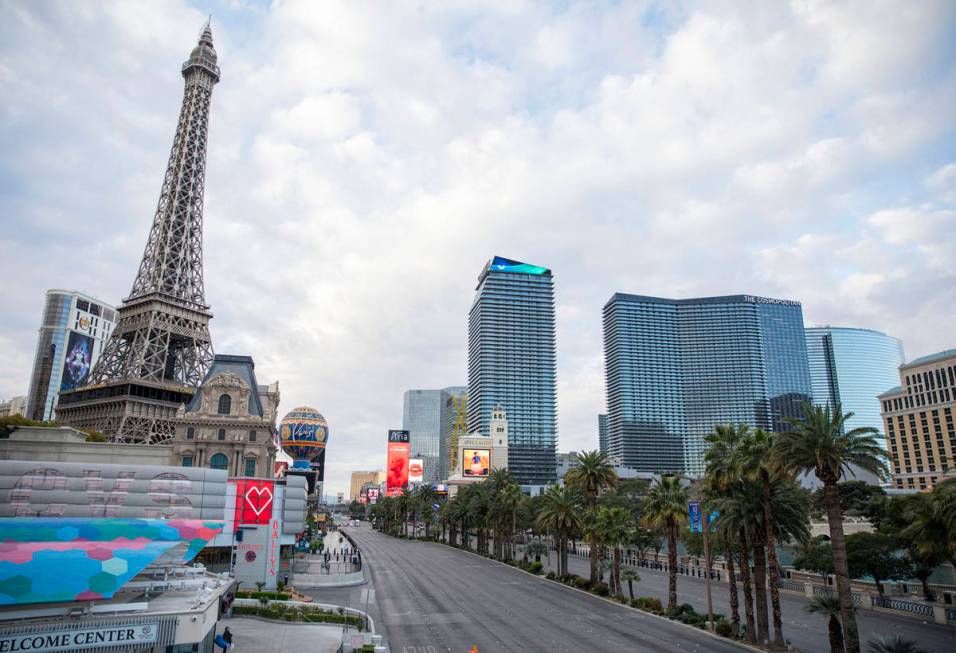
[773,403,887,653]
[526,539,548,563]
[804,593,846,653]
[735,427,787,649]
[536,485,581,576]
[566,450,617,584]
[793,537,835,583]
[866,635,929,653]
[621,567,640,600]
[347,500,365,520]
[597,506,633,595]
[812,481,886,517]
[642,476,688,609]
[846,532,911,597]
[902,485,956,573]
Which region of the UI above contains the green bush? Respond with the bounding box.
[545,571,556,580]
[715,619,733,637]
[529,561,543,574]
[636,597,663,613]
[592,582,610,597]
[573,577,591,590]
[613,595,627,604]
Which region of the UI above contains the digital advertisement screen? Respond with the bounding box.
[367,487,380,504]
[408,458,424,484]
[463,448,490,477]
[59,331,94,392]
[386,441,410,496]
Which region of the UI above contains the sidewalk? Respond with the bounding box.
[216,616,342,652]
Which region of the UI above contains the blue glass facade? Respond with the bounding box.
[468,256,557,485]
[598,414,608,455]
[806,326,904,447]
[603,294,812,476]
[404,387,467,484]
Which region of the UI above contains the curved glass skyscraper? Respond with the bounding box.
[468,256,557,486]
[805,326,904,446]
[603,294,812,477]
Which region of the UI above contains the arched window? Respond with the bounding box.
[217,394,232,415]
[210,453,228,470]
[217,429,226,441]
[186,427,195,440]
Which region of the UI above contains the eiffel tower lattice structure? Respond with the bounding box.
[56,24,221,444]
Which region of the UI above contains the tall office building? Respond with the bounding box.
[467,256,557,486]
[603,294,812,477]
[25,290,117,422]
[439,386,468,481]
[403,389,445,484]
[598,414,608,457]
[880,349,956,492]
[806,326,904,446]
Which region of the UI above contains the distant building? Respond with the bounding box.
[0,396,27,418]
[168,355,279,478]
[880,348,956,492]
[350,470,386,500]
[603,293,812,477]
[806,326,904,447]
[447,405,510,496]
[403,388,462,484]
[439,387,468,481]
[467,256,557,487]
[25,289,116,422]
[598,414,608,456]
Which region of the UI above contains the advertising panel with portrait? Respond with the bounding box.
[462,448,490,477]
[60,331,94,392]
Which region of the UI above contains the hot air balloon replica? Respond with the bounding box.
[279,406,328,496]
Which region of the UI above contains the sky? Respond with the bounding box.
[1,0,955,496]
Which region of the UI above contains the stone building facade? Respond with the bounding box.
[169,354,279,478]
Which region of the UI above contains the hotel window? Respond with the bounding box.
[218,429,226,441]
[181,456,193,467]
[244,458,257,477]
[210,453,228,470]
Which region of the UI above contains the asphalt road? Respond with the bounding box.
[346,525,749,653]
[540,546,953,653]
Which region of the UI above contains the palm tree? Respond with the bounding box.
[735,428,786,649]
[904,485,956,572]
[566,450,618,584]
[598,506,633,595]
[804,593,846,653]
[866,635,929,653]
[642,476,688,609]
[536,485,581,576]
[704,423,748,639]
[774,403,887,653]
[526,538,548,563]
[621,568,640,600]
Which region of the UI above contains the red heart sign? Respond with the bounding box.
[233,480,275,528]
[245,485,273,516]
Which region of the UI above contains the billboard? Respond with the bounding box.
[366,487,380,504]
[59,331,94,392]
[463,448,490,477]
[408,458,424,484]
[233,479,275,531]
[386,430,410,496]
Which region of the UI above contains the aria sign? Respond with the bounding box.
[0,623,158,652]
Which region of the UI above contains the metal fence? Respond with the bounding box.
[779,579,804,592]
[871,596,935,617]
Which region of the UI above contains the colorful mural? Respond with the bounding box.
[0,518,223,606]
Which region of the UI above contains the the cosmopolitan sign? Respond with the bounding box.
[742,295,801,307]
[0,623,158,652]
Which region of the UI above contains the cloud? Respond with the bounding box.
[1,1,955,495]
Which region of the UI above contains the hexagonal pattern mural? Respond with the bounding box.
[0,518,223,605]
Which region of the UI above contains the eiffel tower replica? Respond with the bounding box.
[57,23,220,444]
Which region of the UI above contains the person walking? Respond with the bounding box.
[223,627,233,649]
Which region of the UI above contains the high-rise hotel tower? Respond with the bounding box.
[57,24,220,443]
[467,256,557,486]
[603,294,812,476]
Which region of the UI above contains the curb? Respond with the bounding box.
[390,532,769,653]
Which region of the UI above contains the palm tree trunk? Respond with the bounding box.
[589,494,599,584]
[628,578,634,600]
[667,522,678,610]
[560,531,568,576]
[614,546,621,596]
[752,540,769,644]
[824,478,860,653]
[828,615,844,653]
[738,530,756,644]
[762,473,785,649]
[725,533,740,639]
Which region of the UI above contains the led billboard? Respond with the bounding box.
[463,448,490,477]
[366,487,381,504]
[233,479,275,531]
[408,458,424,484]
[59,331,94,392]
[386,430,411,496]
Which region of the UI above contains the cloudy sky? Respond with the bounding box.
[2,1,954,495]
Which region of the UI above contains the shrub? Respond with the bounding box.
[545,572,556,580]
[592,582,610,597]
[636,597,663,613]
[573,577,591,590]
[614,595,627,604]
[529,561,543,574]
[715,619,733,637]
